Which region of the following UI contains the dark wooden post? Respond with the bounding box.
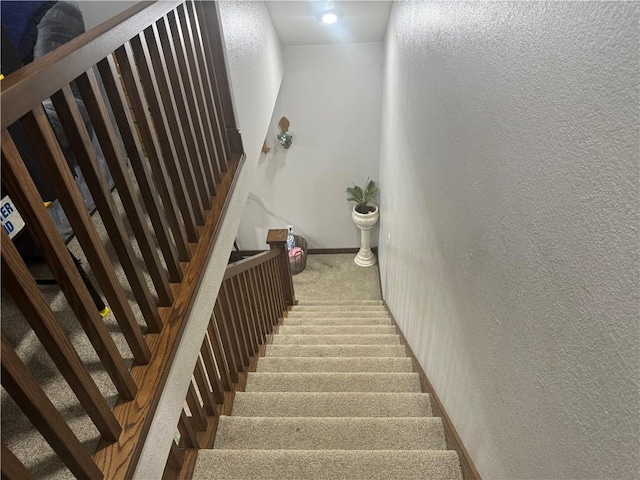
[266,229,296,306]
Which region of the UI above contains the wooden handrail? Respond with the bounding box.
[92,154,245,478]
[162,231,296,477]
[223,249,279,280]
[1,1,180,127]
[1,1,246,478]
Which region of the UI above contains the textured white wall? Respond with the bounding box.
[77,1,138,30]
[135,3,283,478]
[379,2,639,479]
[237,43,383,250]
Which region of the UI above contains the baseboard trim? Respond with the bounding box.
[240,248,372,256]
[307,248,359,254]
[385,306,482,480]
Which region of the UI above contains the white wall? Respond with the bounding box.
[135,2,283,478]
[77,1,138,30]
[379,2,639,479]
[237,43,383,250]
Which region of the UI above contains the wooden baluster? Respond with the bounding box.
[264,257,280,317]
[1,443,36,480]
[259,262,277,327]
[252,268,270,339]
[146,20,213,208]
[200,336,225,405]
[220,281,250,368]
[50,85,162,333]
[164,10,217,196]
[96,55,185,278]
[267,229,296,306]
[185,382,207,432]
[102,52,191,263]
[271,256,286,314]
[207,321,232,393]
[182,1,225,184]
[191,0,232,166]
[268,257,283,314]
[166,440,184,471]
[175,3,222,188]
[226,278,253,363]
[241,271,265,345]
[21,105,150,364]
[2,232,121,441]
[115,43,200,242]
[1,334,103,480]
[192,0,239,156]
[213,305,239,383]
[178,410,198,449]
[1,131,137,400]
[216,284,244,369]
[250,266,271,336]
[76,68,173,306]
[265,259,282,322]
[128,36,205,228]
[138,24,211,217]
[193,356,217,416]
[233,275,258,355]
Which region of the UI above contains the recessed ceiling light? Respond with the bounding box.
[317,10,340,24]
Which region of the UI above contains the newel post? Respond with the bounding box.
[266,229,296,306]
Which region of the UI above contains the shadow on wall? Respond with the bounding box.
[243,192,299,247]
[258,135,289,187]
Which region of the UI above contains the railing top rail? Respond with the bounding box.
[223,249,279,281]
[1,0,181,128]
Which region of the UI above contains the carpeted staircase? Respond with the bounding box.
[193,300,463,479]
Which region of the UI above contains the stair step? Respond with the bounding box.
[244,372,422,393]
[271,334,401,345]
[287,311,390,318]
[256,357,413,373]
[214,417,446,450]
[278,325,396,335]
[284,317,392,326]
[232,392,433,417]
[264,345,407,357]
[297,300,384,306]
[292,305,388,312]
[193,449,462,480]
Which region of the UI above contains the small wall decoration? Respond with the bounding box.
[277,116,293,149]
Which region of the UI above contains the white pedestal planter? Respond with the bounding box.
[352,204,379,267]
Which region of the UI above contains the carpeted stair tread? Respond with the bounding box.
[278,325,396,335]
[244,372,422,392]
[287,311,391,318]
[271,334,401,345]
[264,344,407,357]
[214,416,447,450]
[292,305,389,312]
[283,317,393,326]
[232,392,433,417]
[256,357,413,372]
[297,300,384,305]
[192,449,462,480]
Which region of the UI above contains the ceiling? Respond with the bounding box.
[265,1,393,46]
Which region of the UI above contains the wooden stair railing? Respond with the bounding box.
[1,2,246,479]
[161,230,296,479]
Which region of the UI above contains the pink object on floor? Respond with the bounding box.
[289,247,304,258]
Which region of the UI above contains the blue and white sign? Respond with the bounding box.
[1,195,25,239]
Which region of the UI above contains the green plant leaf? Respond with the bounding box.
[346,179,379,206]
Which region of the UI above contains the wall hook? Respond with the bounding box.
[277,116,293,149]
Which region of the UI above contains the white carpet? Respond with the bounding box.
[193,300,463,479]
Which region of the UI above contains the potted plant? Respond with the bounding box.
[346,178,379,267]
